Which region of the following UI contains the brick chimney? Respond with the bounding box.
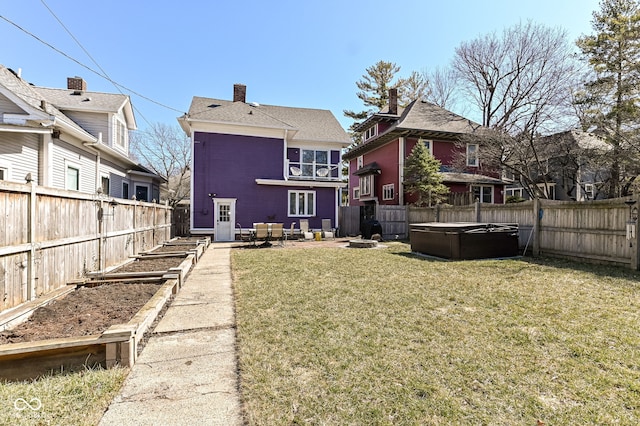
[388,88,398,115]
[67,76,87,91]
[233,84,246,103]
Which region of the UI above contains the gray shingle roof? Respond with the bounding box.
[396,100,482,134]
[0,65,93,138]
[186,96,350,143]
[36,87,129,113]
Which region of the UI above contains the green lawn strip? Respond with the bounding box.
[233,243,640,425]
[0,366,128,425]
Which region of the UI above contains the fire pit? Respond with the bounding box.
[349,239,378,249]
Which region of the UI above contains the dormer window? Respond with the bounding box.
[362,124,378,142]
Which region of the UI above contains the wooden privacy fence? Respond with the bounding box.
[0,181,172,312]
[339,196,639,268]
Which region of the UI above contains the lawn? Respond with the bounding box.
[232,242,640,425]
[0,366,128,425]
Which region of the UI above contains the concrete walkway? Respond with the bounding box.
[99,243,244,426]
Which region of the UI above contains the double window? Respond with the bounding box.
[289,190,315,216]
[362,124,377,141]
[301,149,329,178]
[360,175,373,197]
[382,183,395,201]
[471,185,493,203]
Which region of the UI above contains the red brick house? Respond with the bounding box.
[342,89,507,211]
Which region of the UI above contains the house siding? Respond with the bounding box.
[64,111,109,142]
[51,139,97,193]
[192,132,283,229]
[0,92,24,114]
[0,132,39,183]
[193,131,339,230]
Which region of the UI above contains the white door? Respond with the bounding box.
[214,199,236,241]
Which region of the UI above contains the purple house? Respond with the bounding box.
[178,84,350,241]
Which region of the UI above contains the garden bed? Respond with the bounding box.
[0,238,207,381]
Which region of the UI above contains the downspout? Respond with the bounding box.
[83,132,103,193]
[398,137,405,205]
[283,129,289,180]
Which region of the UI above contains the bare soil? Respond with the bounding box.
[0,255,188,345]
[0,283,161,344]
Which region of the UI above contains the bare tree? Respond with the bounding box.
[453,21,579,135]
[422,66,460,111]
[130,123,191,206]
[451,21,581,198]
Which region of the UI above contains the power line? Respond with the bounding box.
[0,13,185,118]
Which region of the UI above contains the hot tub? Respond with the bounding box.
[410,222,519,260]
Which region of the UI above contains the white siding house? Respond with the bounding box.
[0,66,164,201]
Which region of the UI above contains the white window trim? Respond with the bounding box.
[467,143,479,167]
[100,173,110,195]
[420,138,433,156]
[288,190,316,217]
[471,185,493,203]
[584,183,594,200]
[382,183,394,201]
[353,187,360,200]
[360,175,373,197]
[65,160,81,191]
[114,117,128,151]
[362,124,378,142]
[357,156,363,170]
[0,159,12,181]
[506,188,524,198]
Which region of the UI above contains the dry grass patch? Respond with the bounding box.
[0,366,128,425]
[233,242,640,425]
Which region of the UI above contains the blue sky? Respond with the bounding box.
[2,0,601,131]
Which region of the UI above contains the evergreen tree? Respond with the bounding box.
[576,0,640,197]
[343,61,405,142]
[403,141,449,206]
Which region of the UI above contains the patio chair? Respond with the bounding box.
[270,223,285,246]
[237,223,252,243]
[321,219,335,240]
[285,222,296,243]
[253,223,270,246]
[299,219,313,240]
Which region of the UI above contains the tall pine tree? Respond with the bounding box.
[403,141,449,206]
[576,0,640,197]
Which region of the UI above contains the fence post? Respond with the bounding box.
[435,204,440,222]
[532,198,541,257]
[27,181,36,300]
[475,199,481,222]
[631,195,640,270]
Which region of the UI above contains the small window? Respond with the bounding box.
[467,143,479,167]
[122,182,129,199]
[0,168,5,180]
[362,124,377,142]
[360,175,373,197]
[584,183,594,200]
[135,185,149,201]
[66,164,80,191]
[353,187,360,200]
[357,156,363,170]
[471,185,493,203]
[115,119,127,149]
[101,175,110,195]
[506,188,524,198]
[420,139,433,155]
[288,190,316,217]
[382,183,394,201]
